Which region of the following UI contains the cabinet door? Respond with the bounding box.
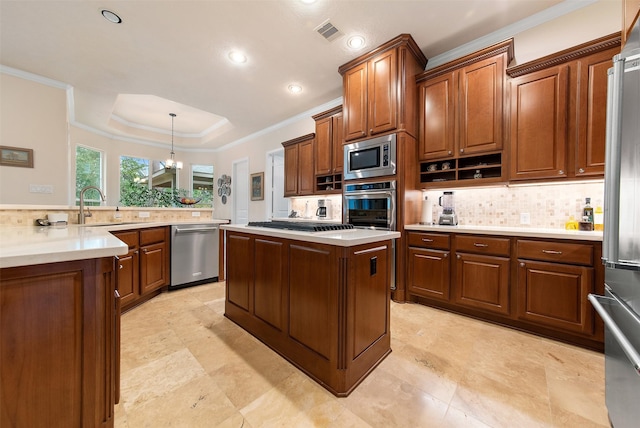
[455,252,510,315]
[226,233,252,311]
[283,144,299,196]
[368,49,398,136]
[298,139,315,195]
[407,247,451,301]
[418,72,456,160]
[116,251,138,307]
[509,66,569,180]
[517,259,594,335]
[332,112,344,173]
[574,47,618,177]
[343,62,368,141]
[314,116,333,175]
[459,54,505,155]
[139,241,167,295]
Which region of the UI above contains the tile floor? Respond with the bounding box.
[115,281,609,428]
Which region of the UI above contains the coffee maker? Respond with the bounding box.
[438,191,458,225]
[316,199,331,219]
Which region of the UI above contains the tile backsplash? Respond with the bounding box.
[292,181,604,229]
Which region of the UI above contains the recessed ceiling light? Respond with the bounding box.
[347,35,366,50]
[101,10,122,24]
[288,84,303,94]
[228,51,247,64]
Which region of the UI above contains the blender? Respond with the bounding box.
[438,191,458,225]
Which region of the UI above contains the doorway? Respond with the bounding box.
[267,149,289,219]
[232,158,249,224]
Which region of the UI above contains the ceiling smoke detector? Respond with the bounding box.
[314,19,342,42]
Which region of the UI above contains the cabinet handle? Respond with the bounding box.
[422,238,434,242]
[473,243,489,247]
[578,168,585,174]
[520,262,525,267]
[558,170,565,175]
[542,249,563,255]
[457,254,461,259]
[119,264,123,269]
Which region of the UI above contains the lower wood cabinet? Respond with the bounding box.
[406,231,604,350]
[455,252,510,316]
[1,257,118,427]
[112,226,169,311]
[225,230,392,396]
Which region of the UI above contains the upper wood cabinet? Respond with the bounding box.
[282,133,315,197]
[417,39,514,161]
[507,33,621,182]
[338,34,427,142]
[312,106,343,194]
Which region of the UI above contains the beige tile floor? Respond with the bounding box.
[115,281,609,428]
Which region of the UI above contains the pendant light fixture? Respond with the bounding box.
[165,113,182,170]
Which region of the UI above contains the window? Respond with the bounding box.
[75,145,104,206]
[192,164,214,208]
[119,156,190,207]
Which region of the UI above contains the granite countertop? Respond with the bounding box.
[222,224,401,247]
[0,220,228,269]
[405,224,603,242]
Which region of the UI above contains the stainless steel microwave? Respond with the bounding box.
[343,133,396,180]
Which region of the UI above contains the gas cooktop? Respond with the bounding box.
[247,221,354,232]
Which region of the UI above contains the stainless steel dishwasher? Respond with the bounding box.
[170,223,219,289]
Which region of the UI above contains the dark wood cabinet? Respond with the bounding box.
[405,231,604,350]
[516,239,595,335]
[339,34,427,142]
[313,106,343,194]
[282,133,315,197]
[112,226,169,311]
[416,40,512,187]
[454,235,511,316]
[406,232,451,301]
[224,230,393,396]
[509,65,569,181]
[1,257,117,427]
[507,33,620,182]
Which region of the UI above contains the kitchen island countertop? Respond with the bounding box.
[221,223,401,247]
[0,220,228,269]
[405,223,603,241]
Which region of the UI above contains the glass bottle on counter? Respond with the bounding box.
[594,202,604,231]
[583,198,594,224]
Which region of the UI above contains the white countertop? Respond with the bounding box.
[222,224,401,247]
[404,224,603,241]
[0,220,228,269]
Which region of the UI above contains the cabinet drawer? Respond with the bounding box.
[111,230,138,249]
[517,240,593,266]
[407,232,450,250]
[139,227,166,246]
[455,235,510,256]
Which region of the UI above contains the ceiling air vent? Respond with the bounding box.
[315,19,342,42]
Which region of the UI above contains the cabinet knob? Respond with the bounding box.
[444,253,448,258]
[369,129,373,134]
[558,170,565,175]
[134,250,139,254]
[578,168,585,174]
[448,151,452,155]
[119,264,123,269]
[456,254,461,259]
[460,149,464,153]
[520,262,525,267]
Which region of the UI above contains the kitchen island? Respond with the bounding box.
[221,224,400,396]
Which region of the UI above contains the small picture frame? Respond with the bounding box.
[0,146,34,168]
[250,172,264,201]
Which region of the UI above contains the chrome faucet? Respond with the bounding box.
[79,185,106,224]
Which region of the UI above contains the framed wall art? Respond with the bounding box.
[250,172,264,201]
[0,146,34,168]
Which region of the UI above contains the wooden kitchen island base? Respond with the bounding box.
[223,226,398,396]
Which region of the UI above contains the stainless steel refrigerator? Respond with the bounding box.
[588,18,640,428]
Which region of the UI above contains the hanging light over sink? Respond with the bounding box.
[165,113,182,170]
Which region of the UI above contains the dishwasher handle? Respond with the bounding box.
[174,226,219,233]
